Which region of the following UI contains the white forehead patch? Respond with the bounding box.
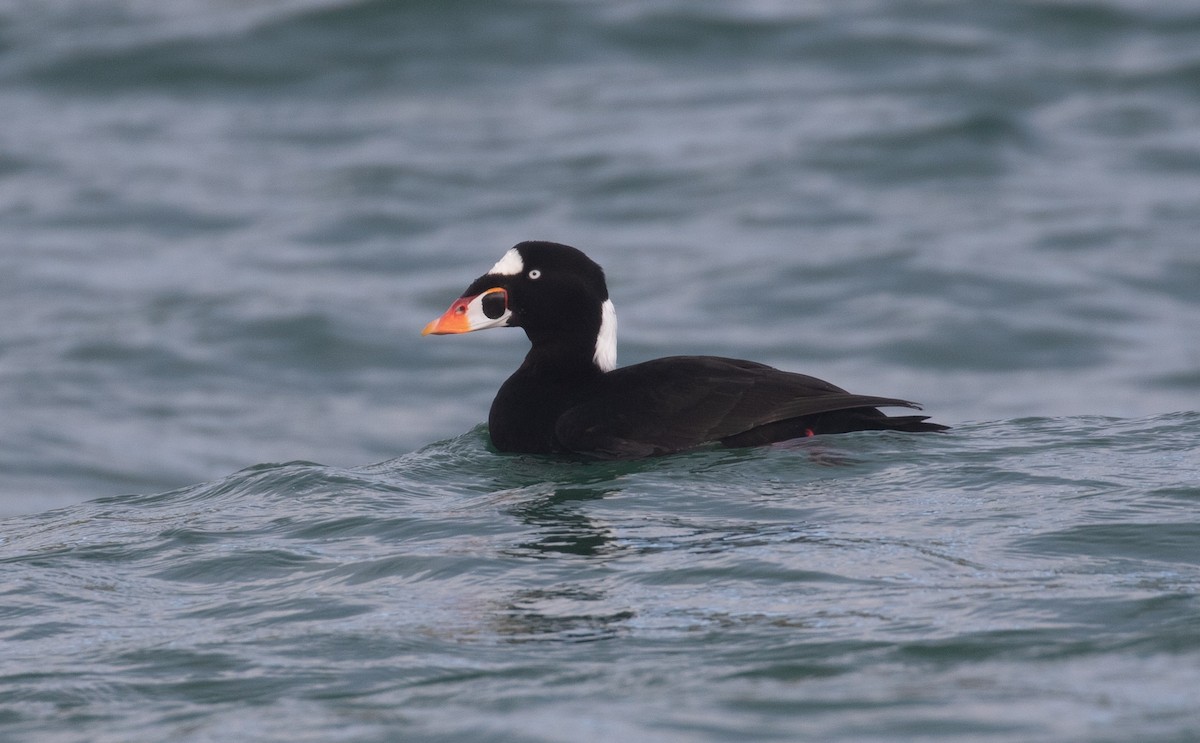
[488,248,524,276]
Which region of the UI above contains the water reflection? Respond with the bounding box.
[506,486,618,558]
[493,585,635,643]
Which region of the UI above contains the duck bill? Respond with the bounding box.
[422,287,511,335]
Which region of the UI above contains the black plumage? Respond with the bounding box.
[424,241,947,459]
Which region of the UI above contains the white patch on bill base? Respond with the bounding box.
[593,299,618,372]
[488,248,524,276]
[465,290,511,331]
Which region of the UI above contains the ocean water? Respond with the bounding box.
[2,1,1199,741]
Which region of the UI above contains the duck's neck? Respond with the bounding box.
[520,298,618,377]
[519,336,606,380]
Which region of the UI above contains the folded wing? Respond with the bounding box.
[555,356,926,458]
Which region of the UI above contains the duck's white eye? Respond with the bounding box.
[527,269,542,280]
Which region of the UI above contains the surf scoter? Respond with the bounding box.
[424,241,947,458]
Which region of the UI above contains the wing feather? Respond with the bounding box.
[555,356,922,457]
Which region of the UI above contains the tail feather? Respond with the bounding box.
[719,408,949,448]
[872,415,950,433]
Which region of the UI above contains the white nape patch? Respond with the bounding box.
[593,299,618,372]
[488,248,524,276]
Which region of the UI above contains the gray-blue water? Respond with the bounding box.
[2,1,1199,741]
